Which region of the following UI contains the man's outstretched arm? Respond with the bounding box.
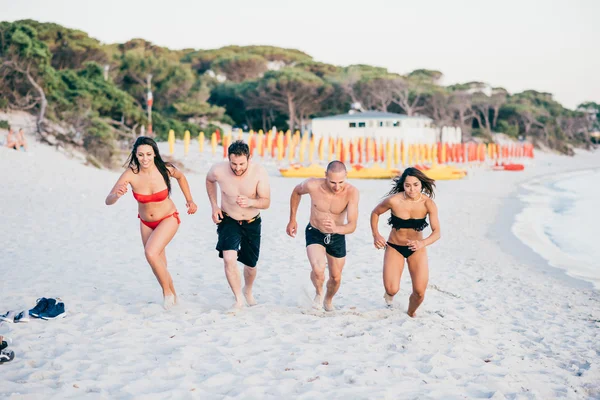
[286,179,312,237]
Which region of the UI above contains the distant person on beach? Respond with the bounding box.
[17,129,28,151]
[105,136,197,310]
[370,167,440,317]
[5,128,19,150]
[286,161,359,312]
[205,140,271,310]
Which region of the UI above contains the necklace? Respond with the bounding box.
[403,192,422,202]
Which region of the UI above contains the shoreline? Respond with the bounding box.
[511,165,600,290]
[489,168,596,291]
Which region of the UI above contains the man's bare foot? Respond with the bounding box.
[324,301,335,312]
[243,286,257,306]
[312,294,323,310]
[407,310,416,318]
[384,293,394,307]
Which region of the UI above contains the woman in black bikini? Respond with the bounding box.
[370,167,441,317]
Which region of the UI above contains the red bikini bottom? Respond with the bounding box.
[138,211,180,230]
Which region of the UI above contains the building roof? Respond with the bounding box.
[313,111,432,121]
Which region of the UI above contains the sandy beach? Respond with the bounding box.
[1,138,599,399]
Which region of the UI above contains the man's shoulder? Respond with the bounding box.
[252,163,268,174]
[308,177,325,183]
[211,161,229,171]
[346,183,359,196]
[208,162,228,177]
[305,177,325,188]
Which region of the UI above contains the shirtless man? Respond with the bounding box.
[206,140,271,309]
[286,161,359,311]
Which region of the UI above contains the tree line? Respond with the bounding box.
[1,20,598,166]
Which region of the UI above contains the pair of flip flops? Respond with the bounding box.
[0,310,30,323]
[0,338,14,364]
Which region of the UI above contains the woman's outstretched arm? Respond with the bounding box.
[169,166,197,214]
[371,196,392,249]
[106,170,132,205]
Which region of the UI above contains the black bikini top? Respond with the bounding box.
[388,214,429,232]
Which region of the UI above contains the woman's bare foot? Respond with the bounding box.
[384,293,394,307]
[163,294,176,310]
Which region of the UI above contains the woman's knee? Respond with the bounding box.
[144,247,160,262]
[384,284,399,296]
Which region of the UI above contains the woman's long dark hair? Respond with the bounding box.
[387,167,436,199]
[125,136,174,194]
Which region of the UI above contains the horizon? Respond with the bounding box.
[1,0,599,110]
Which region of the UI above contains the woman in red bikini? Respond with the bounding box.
[370,167,441,317]
[105,136,197,309]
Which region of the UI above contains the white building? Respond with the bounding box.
[310,111,461,145]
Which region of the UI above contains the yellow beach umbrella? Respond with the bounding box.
[412,144,418,165]
[265,130,272,158]
[277,133,284,161]
[183,130,190,156]
[401,141,407,167]
[168,129,175,155]
[257,130,264,157]
[386,139,392,170]
[299,135,307,163]
[328,137,335,162]
[211,132,217,156]
[248,131,255,157]
[288,134,295,162]
[199,131,205,153]
[441,143,447,164]
[318,137,325,161]
[334,138,341,161]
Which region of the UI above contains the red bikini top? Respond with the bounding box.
[133,188,169,203]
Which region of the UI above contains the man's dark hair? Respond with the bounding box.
[326,160,346,174]
[228,140,250,159]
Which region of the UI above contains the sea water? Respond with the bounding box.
[512,169,600,289]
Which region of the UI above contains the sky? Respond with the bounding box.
[2,0,598,110]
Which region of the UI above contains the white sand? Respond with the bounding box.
[1,138,599,399]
